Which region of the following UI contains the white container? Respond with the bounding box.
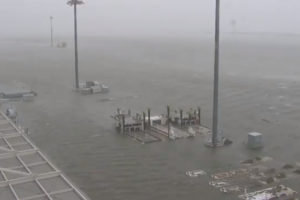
[248,132,263,149]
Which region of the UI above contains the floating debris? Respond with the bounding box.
[186,169,207,177]
[293,169,300,175]
[209,181,229,187]
[209,181,243,194]
[275,172,286,179]
[239,185,297,200]
[220,185,242,194]
[263,168,277,175]
[191,157,298,199]
[241,156,273,165]
[241,159,255,165]
[263,177,277,184]
[211,168,254,180]
[283,164,295,170]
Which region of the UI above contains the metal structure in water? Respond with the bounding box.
[0,110,90,200]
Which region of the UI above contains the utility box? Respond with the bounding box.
[248,132,263,149]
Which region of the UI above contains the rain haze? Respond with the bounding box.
[0,0,300,38]
[0,1,300,200]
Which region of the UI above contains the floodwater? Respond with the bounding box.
[0,34,300,200]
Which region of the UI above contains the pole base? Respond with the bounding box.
[205,137,233,148]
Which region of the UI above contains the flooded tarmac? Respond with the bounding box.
[0,34,300,199]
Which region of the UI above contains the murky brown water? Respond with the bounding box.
[0,35,300,199]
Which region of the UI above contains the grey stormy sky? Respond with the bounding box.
[0,0,299,38]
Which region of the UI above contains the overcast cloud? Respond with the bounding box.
[0,0,299,38]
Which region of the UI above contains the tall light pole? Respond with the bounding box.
[67,0,84,89]
[212,0,221,147]
[50,16,54,47]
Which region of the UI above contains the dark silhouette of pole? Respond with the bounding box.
[212,0,220,147]
[74,4,79,89]
[167,105,170,138]
[147,108,151,128]
[67,0,84,89]
[121,114,125,134]
[50,16,53,47]
[143,112,146,131]
[180,109,183,127]
[198,107,201,125]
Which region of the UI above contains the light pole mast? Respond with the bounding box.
[67,0,84,89]
[212,0,221,147]
[50,16,53,47]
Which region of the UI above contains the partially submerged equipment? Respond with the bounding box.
[248,132,263,149]
[0,84,36,101]
[111,107,209,143]
[78,81,109,94]
[0,109,90,200]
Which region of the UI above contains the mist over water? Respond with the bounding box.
[1,34,300,199]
